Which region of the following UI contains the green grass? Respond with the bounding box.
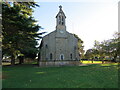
[2,64,118,88]
[82,61,102,64]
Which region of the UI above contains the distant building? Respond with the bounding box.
[39,6,80,66]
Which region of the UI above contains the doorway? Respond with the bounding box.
[60,54,64,60]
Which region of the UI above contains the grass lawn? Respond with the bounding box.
[82,61,103,64]
[2,63,118,88]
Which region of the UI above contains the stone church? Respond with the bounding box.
[39,6,80,66]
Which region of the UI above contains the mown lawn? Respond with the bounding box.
[2,63,118,88]
[82,61,102,64]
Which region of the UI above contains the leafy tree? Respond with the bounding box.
[73,34,85,58]
[98,32,119,62]
[84,49,92,59]
[85,32,120,62]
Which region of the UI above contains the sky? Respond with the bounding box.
[33,0,119,51]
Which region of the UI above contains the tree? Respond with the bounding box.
[85,32,120,62]
[98,32,119,62]
[73,34,85,58]
[0,7,1,65]
[85,49,92,59]
[2,2,43,65]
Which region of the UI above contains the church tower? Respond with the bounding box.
[56,5,66,31]
[39,5,81,66]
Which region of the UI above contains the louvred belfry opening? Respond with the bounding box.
[56,5,66,31]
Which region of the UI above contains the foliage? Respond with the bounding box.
[73,34,85,58]
[85,32,120,62]
[2,2,43,65]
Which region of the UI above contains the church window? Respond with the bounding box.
[62,16,64,25]
[76,58,78,60]
[50,53,52,60]
[59,16,61,24]
[74,46,76,50]
[70,54,72,59]
[46,57,48,60]
[45,44,48,48]
[62,22,63,25]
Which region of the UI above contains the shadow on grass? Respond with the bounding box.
[2,63,39,68]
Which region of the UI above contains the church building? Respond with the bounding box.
[39,6,80,66]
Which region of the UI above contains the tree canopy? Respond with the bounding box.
[74,34,85,58]
[85,32,120,62]
[2,2,44,65]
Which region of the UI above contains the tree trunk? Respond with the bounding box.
[113,54,117,63]
[92,59,93,63]
[37,52,40,65]
[102,59,104,64]
[11,54,15,65]
[19,56,24,64]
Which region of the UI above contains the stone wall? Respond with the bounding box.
[39,61,81,67]
[39,30,80,61]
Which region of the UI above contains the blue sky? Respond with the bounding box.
[33,0,119,51]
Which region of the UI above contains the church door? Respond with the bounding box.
[60,54,64,60]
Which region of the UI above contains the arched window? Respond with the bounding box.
[45,44,48,48]
[61,55,63,60]
[59,16,61,24]
[60,54,64,60]
[50,53,52,60]
[74,46,76,50]
[70,54,72,59]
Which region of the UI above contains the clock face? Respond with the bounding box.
[60,30,64,33]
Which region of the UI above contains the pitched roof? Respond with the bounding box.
[56,5,66,18]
